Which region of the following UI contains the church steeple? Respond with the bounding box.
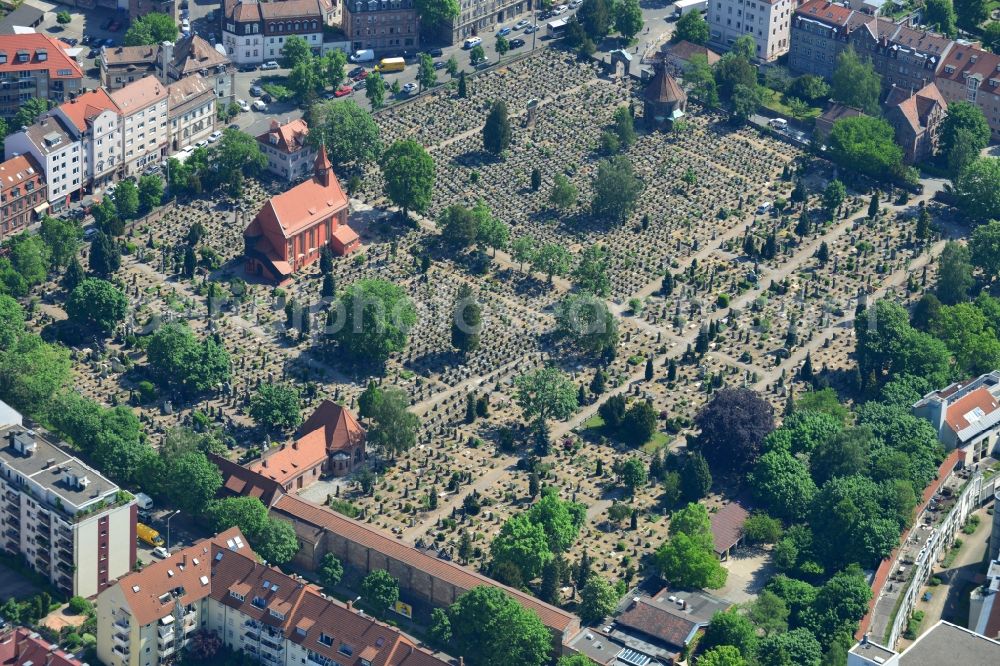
[314,144,332,186]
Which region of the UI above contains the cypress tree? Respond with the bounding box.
[667,358,677,381]
[465,393,476,423]
[322,273,336,298]
[868,192,879,219]
[62,255,85,293]
[590,367,606,395]
[645,357,654,381]
[458,71,467,98]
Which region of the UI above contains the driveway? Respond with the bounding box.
[0,559,42,600]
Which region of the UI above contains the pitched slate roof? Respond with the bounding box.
[616,599,698,649]
[644,64,685,104]
[709,502,750,555]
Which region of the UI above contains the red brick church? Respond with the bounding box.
[243,146,359,284]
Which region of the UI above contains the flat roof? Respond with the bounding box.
[849,638,896,662]
[0,424,119,512]
[899,621,1000,665]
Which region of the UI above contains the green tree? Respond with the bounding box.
[361,569,399,613]
[65,278,128,335]
[320,49,347,88]
[924,0,957,36]
[0,295,24,350]
[527,486,586,553]
[253,517,299,564]
[936,240,974,304]
[748,589,790,636]
[318,552,344,588]
[367,387,420,459]
[615,0,644,41]
[530,243,572,282]
[56,10,72,23]
[415,0,460,27]
[381,139,435,218]
[656,506,727,589]
[88,232,121,278]
[698,646,747,666]
[439,204,479,248]
[280,35,312,68]
[451,283,482,353]
[573,244,610,296]
[496,34,509,56]
[418,52,437,91]
[956,0,988,29]
[622,401,657,447]
[332,279,416,364]
[749,450,817,522]
[939,101,990,175]
[112,179,140,220]
[685,53,719,105]
[802,567,872,646]
[682,451,713,501]
[822,179,846,218]
[591,155,644,224]
[138,174,164,212]
[703,609,757,655]
[146,323,231,397]
[788,75,830,105]
[469,44,486,66]
[483,101,512,155]
[558,657,600,666]
[511,235,535,270]
[249,383,301,431]
[714,53,756,101]
[309,99,382,165]
[729,83,761,124]
[756,628,823,666]
[213,128,267,196]
[618,455,648,495]
[579,0,611,40]
[38,216,81,270]
[204,496,269,536]
[0,335,71,414]
[457,70,468,97]
[365,70,386,109]
[446,586,552,666]
[12,98,51,133]
[810,426,874,485]
[956,157,1000,223]
[613,106,636,148]
[554,292,618,356]
[515,367,578,428]
[290,57,321,105]
[124,12,178,45]
[491,513,552,580]
[579,576,618,624]
[831,47,881,114]
[827,115,906,182]
[477,206,509,255]
[358,380,383,420]
[159,450,222,515]
[549,174,579,210]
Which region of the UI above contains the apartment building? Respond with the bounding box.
[342,0,420,54]
[95,527,451,666]
[935,43,1000,141]
[0,402,136,598]
[222,0,334,65]
[0,154,45,240]
[51,89,123,193]
[255,118,315,181]
[102,36,235,104]
[913,370,1000,466]
[110,77,169,178]
[4,114,83,211]
[0,625,86,666]
[708,0,795,62]
[789,0,856,79]
[166,75,216,152]
[438,0,532,45]
[0,34,83,119]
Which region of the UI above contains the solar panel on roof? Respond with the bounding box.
[618,648,651,666]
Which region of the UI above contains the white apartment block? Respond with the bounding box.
[52,89,123,193]
[110,76,169,178]
[913,370,1000,466]
[708,0,794,62]
[0,402,136,598]
[4,114,83,211]
[95,528,448,666]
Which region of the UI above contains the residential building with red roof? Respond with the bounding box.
[166,75,217,152]
[51,89,122,192]
[221,0,334,66]
[256,118,316,182]
[935,43,1000,141]
[708,0,795,62]
[0,626,85,666]
[4,113,83,211]
[0,34,83,119]
[0,153,45,240]
[101,36,234,103]
[883,82,947,162]
[243,145,358,283]
[913,371,1000,465]
[95,527,453,666]
[660,40,721,77]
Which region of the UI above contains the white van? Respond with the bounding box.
[463,36,482,49]
[768,117,788,130]
[135,492,154,511]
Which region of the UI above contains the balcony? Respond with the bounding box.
[112,645,129,657]
[114,619,129,632]
[157,626,175,641]
[157,646,175,659]
[113,632,129,648]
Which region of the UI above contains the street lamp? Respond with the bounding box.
[166,509,181,551]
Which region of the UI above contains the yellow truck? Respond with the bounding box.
[137,522,164,548]
[375,57,405,73]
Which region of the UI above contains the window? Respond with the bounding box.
[317,633,333,647]
[337,644,353,657]
[229,590,245,602]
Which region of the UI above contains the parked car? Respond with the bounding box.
[181,19,190,32]
[82,35,92,45]
[350,67,369,81]
[100,18,113,30]
[260,93,273,104]
[87,48,100,59]
[569,0,582,7]
[401,82,418,95]
[509,38,525,49]
[228,123,240,131]
[208,130,223,142]
[103,38,115,46]
[152,547,169,559]
[252,99,268,111]
[239,63,257,72]
[524,24,538,34]
[428,47,443,57]
[475,58,491,69]
[463,36,482,49]
[496,26,511,36]
[195,139,209,148]
[64,37,78,46]
[348,66,365,79]
[335,85,353,97]
[249,85,263,96]
[261,60,280,70]
[433,60,446,70]
[237,98,250,111]
[83,227,98,240]
[513,19,530,30]
[353,79,367,90]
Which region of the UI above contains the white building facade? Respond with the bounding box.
[51,89,124,193]
[708,0,794,62]
[111,77,169,178]
[4,114,83,210]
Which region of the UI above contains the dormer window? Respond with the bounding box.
[17,50,29,63]
[338,644,353,657]
[229,590,245,602]
[251,595,266,609]
[317,633,333,647]
[0,51,6,64]
[36,49,46,62]
[269,609,285,620]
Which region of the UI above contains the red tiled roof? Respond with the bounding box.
[885,82,947,134]
[272,494,579,635]
[710,502,749,554]
[210,452,286,507]
[57,89,119,132]
[256,118,309,155]
[249,164,349,240]
[248,434,327,484]
[944,387,999,434]
[662,40,720,65]
[938,43,1000,86]
[0,33,82,80]
[110,75,167,114]
[796,0,854,27]
[333,224,360,245]
[0,627,83,666]
[298,400,365,452]
[0,154,41,194]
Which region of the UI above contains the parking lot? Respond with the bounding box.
[135,508,203,566]
[0,558,42,600]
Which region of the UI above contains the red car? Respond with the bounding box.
[334,85,353,97]
[351,68,368,82]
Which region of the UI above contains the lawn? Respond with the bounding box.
[581,413,671,453]
[760,88,820,124]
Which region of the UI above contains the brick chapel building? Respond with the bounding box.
[243,145,359,284]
